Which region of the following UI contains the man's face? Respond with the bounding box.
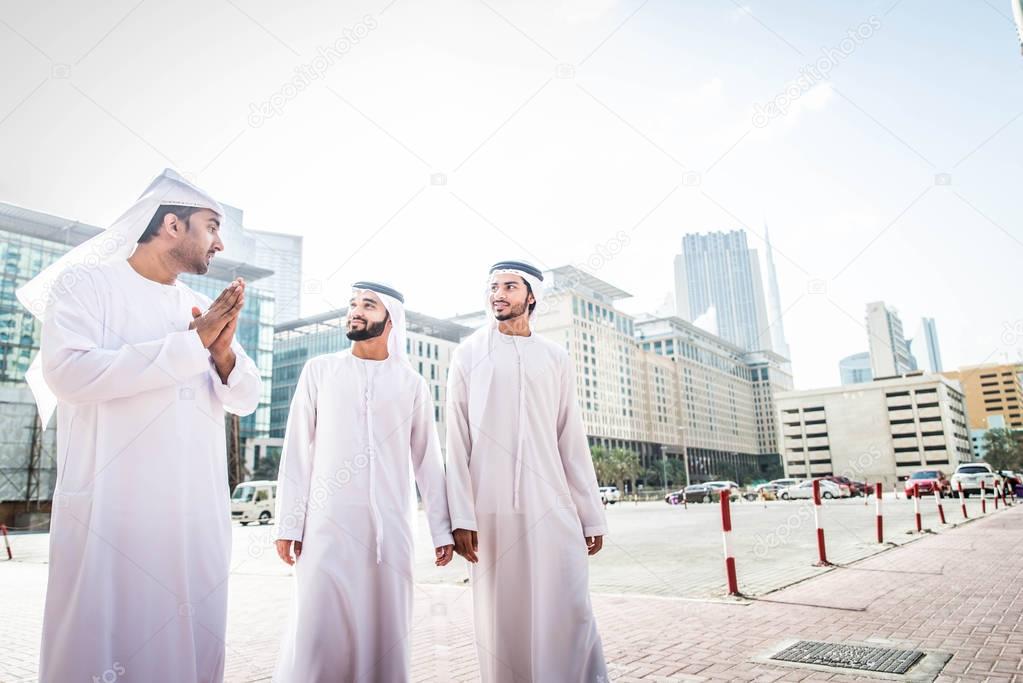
[347,290,391,341]
[168,208,224,275]
[488,274,533,321]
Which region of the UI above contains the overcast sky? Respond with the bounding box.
[1,0,1021,389]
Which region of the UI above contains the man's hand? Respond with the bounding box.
[452,528,478,563]
[189,279,244,348]
[435,544,454,567]
[207,283,243,360]
[276,539,302,566]
[586,535,603,556]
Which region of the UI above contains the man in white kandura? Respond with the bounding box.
[17,169,263,683]
[272,281,455,683]
[446,260,609,682]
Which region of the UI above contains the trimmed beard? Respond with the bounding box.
[493,299,529,321]
[346,317,388,341]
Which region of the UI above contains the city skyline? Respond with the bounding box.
[0,1,1019,391]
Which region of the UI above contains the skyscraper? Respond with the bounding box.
[764,223,791,361]
[922,317,943,373]
[866,301,914,378]
[673,230,771,352]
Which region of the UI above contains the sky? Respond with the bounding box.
[1,0,1021,389]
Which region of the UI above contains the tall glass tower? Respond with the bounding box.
[673,230,770,352]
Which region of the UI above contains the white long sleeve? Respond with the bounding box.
[410,378,454,548]
[41,272,210,405]
[556,354,608,538]
[207,339,262,416]
[444,348,478,532]
[274,361,318,541]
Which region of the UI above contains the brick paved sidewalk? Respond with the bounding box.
[3,505,1021,681]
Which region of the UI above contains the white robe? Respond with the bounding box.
[38,259,262,683]
[272,351,453,683]
[446,328,608,682]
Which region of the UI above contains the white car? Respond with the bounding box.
[704,480,740,491]
[599,486,621,504]
[768,478,802,489]
[951,463,1000,497]
[231,480,277,525]
[779,479,842,500]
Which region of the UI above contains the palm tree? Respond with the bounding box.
[609,448,642,495]
[590,446,615,486]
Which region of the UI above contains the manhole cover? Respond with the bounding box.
[770,640,925,674]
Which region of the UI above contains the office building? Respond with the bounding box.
[775,371,972,488]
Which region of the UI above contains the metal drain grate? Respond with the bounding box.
[770,640,925,674]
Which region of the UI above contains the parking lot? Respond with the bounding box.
[4,493,1003,601]
[1,494,1017,682]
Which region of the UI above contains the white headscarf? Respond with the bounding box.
[16,169,225,425]
[350,281,408,365]
[483,260,545,324]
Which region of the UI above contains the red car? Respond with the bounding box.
[905,469,951,497]
[823,475,869,497]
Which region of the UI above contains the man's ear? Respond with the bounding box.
[162,213,182,238]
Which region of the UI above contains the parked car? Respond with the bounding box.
[744,484,779,501]
[599,486,621,504]
[665,484,714,504]
[704,481,741,501]
[904,469,951,497]
[819,476,852,498]
[768,478,802,490]
[951,463,1000,497]
[231,480,277,526]
[824,475,869,497]
[779,479,842,500]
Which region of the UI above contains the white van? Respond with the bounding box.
[231,480,277,526]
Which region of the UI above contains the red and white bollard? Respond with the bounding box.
[935,486,947,524]
[958,481,968,519]
[913,482,923,532]
[981,481,987,514]
[813,480,830,566]
[720,491,740,595]
[875,482,884,543]
[995,481,1001,510]
[1,524,11,560]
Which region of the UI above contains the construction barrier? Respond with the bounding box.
[913,482,922,532]
[1,524,11,560]
[720,491,739,595]
[935,487,947,525]
[981,481,987,514]
[812,480,830,566]
[875,482,884,543]
[958,481,968,519]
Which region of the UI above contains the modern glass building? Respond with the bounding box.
[673,230,771,352]
[0,201,277,517]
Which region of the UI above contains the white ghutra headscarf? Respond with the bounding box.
[16,169,225,426]
[350,281,408,365]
